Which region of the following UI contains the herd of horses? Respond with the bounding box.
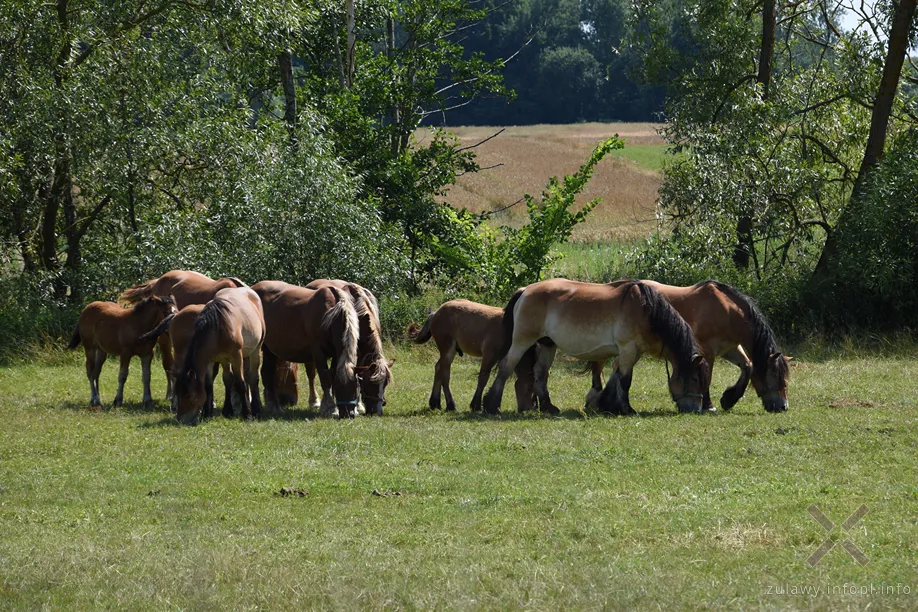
[67,270,790,424]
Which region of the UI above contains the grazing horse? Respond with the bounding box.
[172,287,265,424]
[483,279,710,415]
[118,270,247,398]
[252,281,361,418]
[407,299,539,413]
[305,279,393,415]
[590,279,790,412]
[275,362,300,407]
[68,296,177,409]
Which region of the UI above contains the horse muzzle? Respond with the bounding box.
[764,397,788,413]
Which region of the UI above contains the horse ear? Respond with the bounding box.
[386,359,395,368]
[770,352,784,362]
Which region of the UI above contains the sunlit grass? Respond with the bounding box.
[1,345,916,609]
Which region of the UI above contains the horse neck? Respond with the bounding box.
[185,323,218,379]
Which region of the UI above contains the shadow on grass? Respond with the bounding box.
[59,399,172,415]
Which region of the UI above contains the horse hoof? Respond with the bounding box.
[445,403,456,412]
[541,403,561,416]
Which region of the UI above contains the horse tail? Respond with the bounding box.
[67,325,81,350]
[138,313,175,343]
[407,315,432,344]
[322,288,359,384]
[496,288,525,361]
[118,279,155,306]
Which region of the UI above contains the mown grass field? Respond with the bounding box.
[2,343,917,610]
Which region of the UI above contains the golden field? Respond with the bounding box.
[418,123,667,241]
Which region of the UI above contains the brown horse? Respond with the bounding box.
[119,270,247,398]
[252,281,361,418]
[589,279,790,412]
[305,279,392,415]
[172,287,266,424]
[68,296,177,409]
[407,299,539,413]
[483,279,710,415]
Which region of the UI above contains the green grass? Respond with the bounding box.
[547,240,636,283]
[609,144,672,173]
[1,345,917,610]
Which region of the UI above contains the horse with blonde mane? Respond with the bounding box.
[304,279,393,415]
[252,281,361,418]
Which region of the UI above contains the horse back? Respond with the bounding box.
[213,287,265,357]
[433,299,503,357]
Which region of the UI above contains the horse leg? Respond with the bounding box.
[203,367,214,419]
[719,346,751,411]
[471,353,497,413]
[245,352,264,418]
[533,345,560,415]
[701,353,717,413]
[513,346,538,413]
[159,333,174,401]
[85,348,102,407]
[112,354,131,407]
[597,347,637,416]
[140,353,154,409]
[483,344,532,415]
[228,351,252,421]
[440,351,458,412]
[260,348,281,416]
[585,360,606,409]
[305,361,320,409]
[315,363,337,418]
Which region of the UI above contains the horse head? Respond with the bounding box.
[173,368,207,425]
[751,352,790,412]
[357,357,394,416]
[668,353,709,414]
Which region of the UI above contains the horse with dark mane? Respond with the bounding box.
[594,279,790,412]
[252,281,361,418]
[68,296,177,409]
[304,279,393,415]
[172,287,265,424]
[483,279,710,415]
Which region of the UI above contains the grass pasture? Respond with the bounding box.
[2,345,917,610]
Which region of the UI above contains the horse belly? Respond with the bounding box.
[544,317,619,361]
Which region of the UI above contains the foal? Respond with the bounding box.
[68,296,177,408]
[408,299,538,413]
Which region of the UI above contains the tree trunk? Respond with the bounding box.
[278,50,297,148]
[734,0,777,270]
[387,15,400,155]
[345,0,356,88]
[815,0,917,276]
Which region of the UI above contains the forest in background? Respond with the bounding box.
[1,0,916,357]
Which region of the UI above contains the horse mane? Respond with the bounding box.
[118,279,155,306]
[628,281,705,380]
[693,280,789,382]
[179,299,224,382]
[131,295,174,313]
[320,288,359,384]
[358,291,391,383]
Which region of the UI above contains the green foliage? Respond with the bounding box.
[823,128,918,326]
[480,137,623,300]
